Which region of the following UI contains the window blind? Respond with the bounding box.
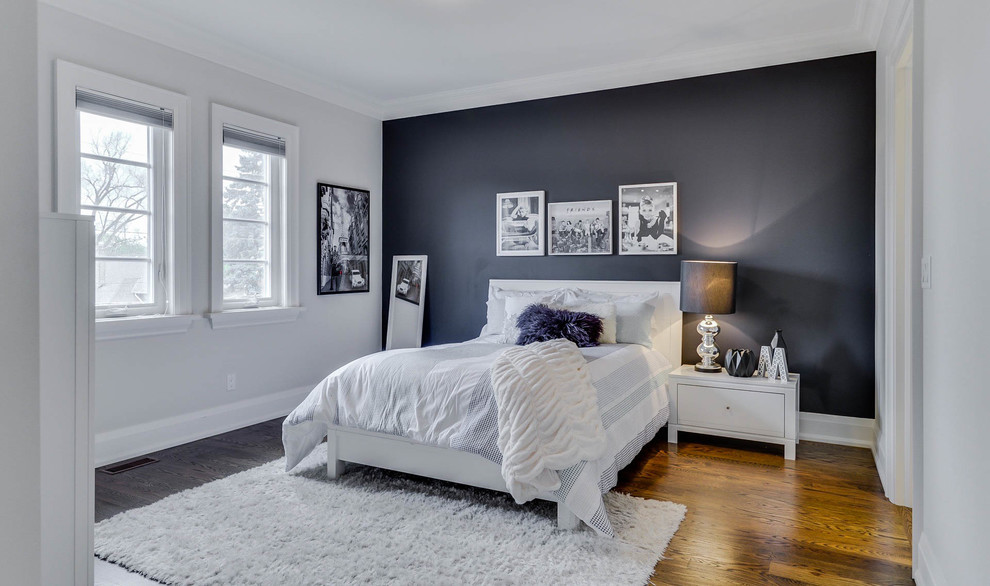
[76,87,173,128]
[222,124,286,158]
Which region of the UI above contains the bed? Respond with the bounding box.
[283,279,682,536]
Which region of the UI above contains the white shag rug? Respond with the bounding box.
[96,444,686,586]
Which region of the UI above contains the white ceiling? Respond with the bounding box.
[41,0,889,119]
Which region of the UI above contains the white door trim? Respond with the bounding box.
[875,0,917,509]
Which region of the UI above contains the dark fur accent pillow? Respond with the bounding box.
[515,304,603,347]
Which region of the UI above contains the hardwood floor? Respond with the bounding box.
[96,422,913,585]
[96,419,284,523]
[619,433,913,585]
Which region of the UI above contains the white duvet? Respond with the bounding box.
[283,336,672,536]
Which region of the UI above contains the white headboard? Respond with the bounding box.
[488,279,683,366]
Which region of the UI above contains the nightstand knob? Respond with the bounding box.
[725,405,730,410]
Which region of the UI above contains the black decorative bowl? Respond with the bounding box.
[725,348,757,377]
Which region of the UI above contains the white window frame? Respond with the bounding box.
[55,61,192,336]
[80,110,168,317]
[209,104,300,328]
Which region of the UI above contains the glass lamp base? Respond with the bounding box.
[694,362,722,373]
[695,314,722,373]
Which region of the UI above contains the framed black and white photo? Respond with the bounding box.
[496,191,544,256]
[549,200,612,255]
[393,257,425,306]
[618,182,677,255]
[318,183,370,294]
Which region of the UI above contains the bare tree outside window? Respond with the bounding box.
[79,111,156,307]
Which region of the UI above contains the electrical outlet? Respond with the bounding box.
[921,255,932,289]
[226,373,236,391]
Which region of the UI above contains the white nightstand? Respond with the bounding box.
[667,364,801,459]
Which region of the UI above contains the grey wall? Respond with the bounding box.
[920,0,990,582]
[38,5,382,461]
[0,0,41,582]
[383,53,876,418]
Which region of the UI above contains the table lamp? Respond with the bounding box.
[680,260,737,372]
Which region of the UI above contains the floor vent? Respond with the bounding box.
[100,457,159,475]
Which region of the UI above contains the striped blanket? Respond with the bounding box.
[282,336,672,537]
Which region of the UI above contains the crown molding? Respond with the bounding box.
[856,0,893,48]
[42,0,887,122]
[875,0,912,55]
[382,24,876,119]
[39,0,387,119]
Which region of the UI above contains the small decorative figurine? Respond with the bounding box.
[770,329,787,353]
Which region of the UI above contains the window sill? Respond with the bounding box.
[96,314,198,342]
[207,306,304,330]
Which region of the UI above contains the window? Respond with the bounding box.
[220,127,283,306]
[56,61,190,323]
[210,105,299,321]
[78,91,170,316]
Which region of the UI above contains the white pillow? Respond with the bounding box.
[613,301,656,348]
[564,287,660,305]
[500,294,558,344]
[554,301,617,344]
[481,286,570,337]
[563,288,660,347]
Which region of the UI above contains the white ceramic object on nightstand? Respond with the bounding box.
[666,364,800,459]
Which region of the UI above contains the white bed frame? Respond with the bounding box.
[325,279,682,529]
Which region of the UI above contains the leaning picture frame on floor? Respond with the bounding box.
[386,255,428,350]
[618,182,677,255]
[496,191,545,256]
[318,183,371,294]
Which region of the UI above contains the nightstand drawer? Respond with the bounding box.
[677,384,785,437]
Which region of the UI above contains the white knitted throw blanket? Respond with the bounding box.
[489,339,607,503]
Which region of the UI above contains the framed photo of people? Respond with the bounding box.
[318,183,371,294]
[496,191,545,256]
[618,182,677,255]
[549,200,612,255]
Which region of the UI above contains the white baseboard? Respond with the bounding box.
[914,532,943,586]
[94,385,312,467]
[872,420,891,495]
[798,412,875,449]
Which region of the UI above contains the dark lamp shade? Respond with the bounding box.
[679,260,737,315]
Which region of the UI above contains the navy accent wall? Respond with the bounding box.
[382,53,876,418]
